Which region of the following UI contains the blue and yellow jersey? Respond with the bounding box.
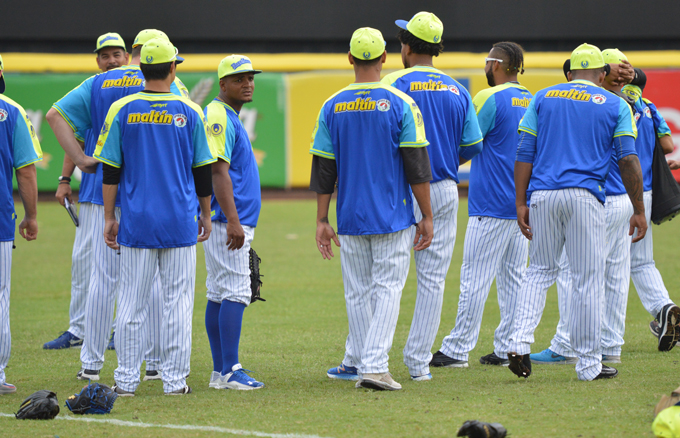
[52,65,189,206]
[633,98,671,191]
[517,80,637,203]
[310,82,428,235]
[204,98,261,228]
[0,94,43,241]
[381,66,482,183]
[94,92,216,249]
[468,83,532,219]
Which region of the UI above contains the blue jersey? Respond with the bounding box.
[381,66,482,183]
[0,95,43,241]
[635,98,671,191]
[204,98,261,227]
[517,80,637,203]
[52,66,189,206]
[469,83,532,219]
[310,82,428,235]
[94,92,216,249]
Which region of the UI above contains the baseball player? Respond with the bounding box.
[46,29,189,382]
[94,37,216,396]
[45,32,128,350]
[375,11,482,381]
[202,55,264,390]
[0,54,43,394]
[508,43,645,381]
[430,42,531,369]
[312,27,433,391]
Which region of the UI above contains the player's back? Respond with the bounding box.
[382,66,480,182]
[469,84,532,219]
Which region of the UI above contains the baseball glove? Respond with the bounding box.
[65,383,117,415]
[655,385,680,416]
[249,248,265,303]
[15,390,60,420]
[457,420,507,438]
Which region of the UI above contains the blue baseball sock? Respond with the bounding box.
[205,300,222,373]
[219,299,246,374]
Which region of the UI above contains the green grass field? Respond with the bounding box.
[0,198,679,437]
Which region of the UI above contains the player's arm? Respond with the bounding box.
[212,159,244,250]
[514,98,539,240]
[458,97,484,165]
[192,109,218,243]
[46,108,98,174]
[55,154,77,206]
[648,101,675,155]
[15,164,38,241]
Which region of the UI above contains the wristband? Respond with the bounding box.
[58,176,71,184]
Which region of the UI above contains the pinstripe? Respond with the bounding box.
[143,274,164,371]
[0,241,13,384]
[68,202,96,338]
[509,188,605,381]
[403,179,458,375]
[204,223,254,305]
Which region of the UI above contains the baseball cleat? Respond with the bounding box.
[111,384,135,397]
[529,348,577,364]
[602,355,621,364]
[143,370,162,381]
[357,373,402,391]
[107,331,115,351]
[650,320,661,338]
[209,371,221,388]
[479,352,510,366]
[507,353,532,378]
[76,369,100,381]
[410,373,432,381]
[429,351,468,368]
[593,365,618,380]
[0,382,17,394]
[327,364,359,381]
[43,331,82,349]
[218,364,264,390]
[657,304,680,352]
[165,386,192,395]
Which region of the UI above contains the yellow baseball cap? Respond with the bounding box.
[133,29,169,48]
[94,32,126,53]
[653,406,680,437]
[218,55,262,79]
[0,54,4,94]
[396,11,443,44]
[602,48,627,64]
[349,28,386,61]
[622,84,642,103]
[570,43,605,70]
[140,38,184,65]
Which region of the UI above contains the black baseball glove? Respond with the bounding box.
[249,248,265,303]
[15,390,60,420]
[65,383,117,415]
[457,420,507,438]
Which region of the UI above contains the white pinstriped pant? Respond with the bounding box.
[0,241,13,384]
[403,179,458,376]
[340,228,411,375]
[509,188,605,381]
[204,222,254,306]
[114,245,196,393]
[440,217,528,362]
[550,194,634,357]
[68,202,95,338]
[631,191,674,317]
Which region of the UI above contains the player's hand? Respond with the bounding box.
[226,220,245,250]
[668,159,680,170]
[413,216,433,251]
[197,215,212,243]
[629,212,648,243]
[316,221,340,260]
[76,156,99,174]
[18,217,38,241]
[104,218,119,250]
[517,204,532,240]
[55,183,72,206]
[610,60,635,86]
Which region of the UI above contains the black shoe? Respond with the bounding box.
[143,370,162,381]
[479,352,510,366]
[76,369,100,381]
[507,353,531,378]
[657,304,680,352]
[112,384,135,397]
[429,351,469,368]
[650,320,661,338]
[593,365,618,380]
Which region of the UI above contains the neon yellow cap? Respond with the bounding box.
[602,48,627,64]
[653,406,680,438]
[218,55,262,79]
[0,54,5,94]
[140,38,184,65]
[94,32,126,53]
[622,84,642,103]
[395,11,443,44]
[133,29,169,48]
[570,43,605,70]
[349,28,386,61]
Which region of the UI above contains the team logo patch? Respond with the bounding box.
[377,99,391,112]
[363,52,371,59]
[433,35,440,43]
[100,122,109,135]
[29,124,36,138]
[211,123,224,135]
[146,55,153,63]
[448,84,460,95]
[634,112,641,122]
[0,109,7,122]
[581,60,589,68]
[644,107,652,118]
[592,94,606,105]
[416,112,424,127]
[174,114,188,127]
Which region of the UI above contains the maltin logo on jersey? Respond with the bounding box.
[592,94,607,105]
[0,109,7,122]
[377,99,391,112]
[174,114,188,128]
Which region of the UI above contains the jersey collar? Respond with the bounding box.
[571,79,598,87]
[213,97,239,115]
